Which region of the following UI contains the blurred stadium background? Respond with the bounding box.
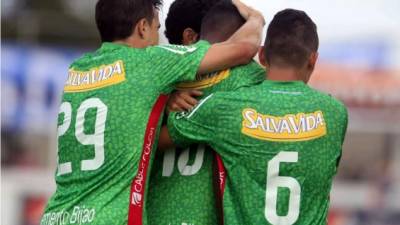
[1,0,400,224]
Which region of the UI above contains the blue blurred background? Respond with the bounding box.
[1,0,400,224]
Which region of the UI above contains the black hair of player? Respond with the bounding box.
[264,9,319,68]
[200,0,246,44]
[165,0,216,44]
[96,0,163,42]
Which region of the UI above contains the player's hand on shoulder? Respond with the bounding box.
[167,90,203,113]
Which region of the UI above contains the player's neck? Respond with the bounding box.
[113,35,149,49]
[267,66,307,83]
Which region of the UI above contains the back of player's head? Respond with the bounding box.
[165,0,216,44]
[96,0,162,42]
[200,1,245,43]
[264,9,319,69]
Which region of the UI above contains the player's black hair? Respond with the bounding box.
[200,1,245,43]
[96,0,163,42]
[165,0,216,44]
[264,9,319,68]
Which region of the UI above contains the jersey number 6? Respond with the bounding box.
[265,151,301,225]
[57,98,108,176]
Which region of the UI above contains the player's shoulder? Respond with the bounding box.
[69,51,95,70]
[146,40,210,56]
[197,90,240,110]
[208,86,256,108]
[69,45,133,69]
[232,60,265,73]
[309,87,348,116]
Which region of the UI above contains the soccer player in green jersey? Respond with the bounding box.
[40,0,266,224]
[148,2,265,225]
[160,9,348,225]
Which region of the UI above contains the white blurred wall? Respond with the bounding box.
[159,0,400,69]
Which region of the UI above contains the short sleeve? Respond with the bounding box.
[335,101,349,167]
[146,40,211,93]
[167,94,217,147]
[340,105,349,145]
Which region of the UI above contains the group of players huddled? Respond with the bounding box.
[41,0,348,225]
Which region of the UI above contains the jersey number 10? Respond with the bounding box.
[162,145,205,177]
[57,98,108,176]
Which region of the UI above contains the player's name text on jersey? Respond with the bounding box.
[65,60,126,92]
[41,205,95,225]
[176,69,230,90]
[242,109,326,142]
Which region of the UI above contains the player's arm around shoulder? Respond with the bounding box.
[158,94,219,151]
[143,0,265,90]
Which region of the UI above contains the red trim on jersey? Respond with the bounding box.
[215,153,226,225]
[216,154,226,196]
[128,95,168,225]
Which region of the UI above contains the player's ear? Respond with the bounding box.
[304,52,319,83]
[137,18,150,40]
[258,46,268,67]
[308,52,319,71]
[182,28,199,45]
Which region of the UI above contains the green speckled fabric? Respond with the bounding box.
[147,61,265,225]
[168,80,348,225]
[41,41,210,225]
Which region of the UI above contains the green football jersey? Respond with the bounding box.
[168,80,348,225]
[147,61,265,225]
[41,41,210,225]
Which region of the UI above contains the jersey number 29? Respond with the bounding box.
[57,98,108,176]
